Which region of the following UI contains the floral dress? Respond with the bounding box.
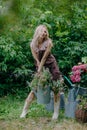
[33,40,62,81]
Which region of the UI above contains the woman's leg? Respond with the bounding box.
[45,62,63,119]
[20,91,35,118]
[52,93,60,120]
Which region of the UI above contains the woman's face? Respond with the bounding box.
[42,27,47,39]
[39,27,47,42]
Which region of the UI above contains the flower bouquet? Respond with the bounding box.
[70,63,87,123]
[30,68,52,90]
[70,63,87,88]
[52,80,63,94]
[30,68,52,104]
[29,68,63,104]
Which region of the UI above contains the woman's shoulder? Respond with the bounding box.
[47,38,52,42]
[47,38,53,47]
[30,41,38,52]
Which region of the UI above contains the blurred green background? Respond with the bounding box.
[0,0,87,96]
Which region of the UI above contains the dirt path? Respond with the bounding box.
[0,117,87,130]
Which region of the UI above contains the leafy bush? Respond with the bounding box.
[0,36,33,96]
[0,1,87,96]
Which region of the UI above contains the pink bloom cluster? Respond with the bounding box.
[70,64,87,83]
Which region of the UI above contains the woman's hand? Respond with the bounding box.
[37,66,42,73]
[37,62,43,73]
[37,61,40,68]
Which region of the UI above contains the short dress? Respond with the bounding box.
[31,40,62,81]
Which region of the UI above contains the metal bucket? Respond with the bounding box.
[37,86,51,104]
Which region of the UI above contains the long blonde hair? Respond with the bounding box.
[30,25,49,48]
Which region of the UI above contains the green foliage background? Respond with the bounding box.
[0,0,87,96]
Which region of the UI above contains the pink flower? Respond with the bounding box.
[70,75,76,82]
[73,70,81,76]
[70,64,87,83]
[72,66,79,71]
[70,75,81,83]
[79,64,87,72]
[75,75,81,82]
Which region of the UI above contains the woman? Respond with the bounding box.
[20,25,63,119]
[30,25,63,80]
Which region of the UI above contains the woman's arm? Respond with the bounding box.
[38,41,53,72]
[30,47,40,66]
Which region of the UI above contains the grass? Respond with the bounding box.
[0,93,87,130]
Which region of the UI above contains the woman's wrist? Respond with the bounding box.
[37,60,40,67]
